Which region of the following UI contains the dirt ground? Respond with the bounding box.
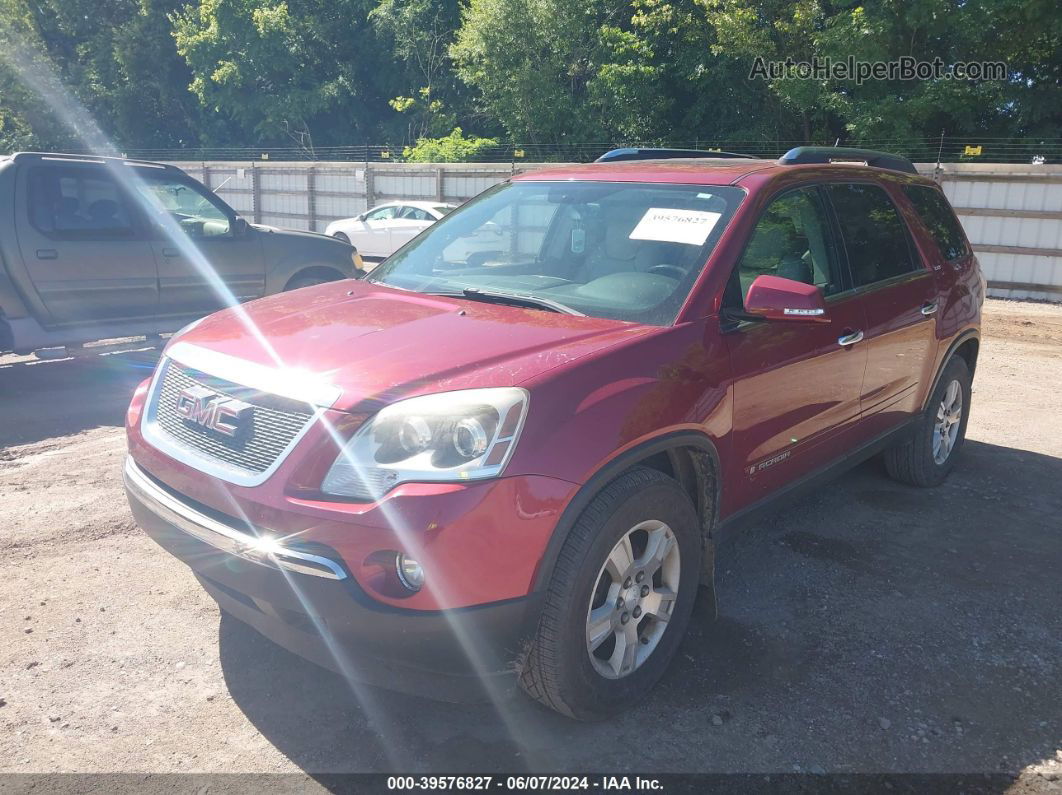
[1,299,1060,787]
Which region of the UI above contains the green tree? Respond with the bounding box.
[172,0,396,149]
[401,125,498,160]
[371,0,466,142]
[450,0,668,147]
[0,0,205,151]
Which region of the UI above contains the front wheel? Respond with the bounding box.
[884,357,972,487]
[519,467,702,720]
[332,231,350,244]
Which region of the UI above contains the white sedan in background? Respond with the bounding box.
[325,201,456,259]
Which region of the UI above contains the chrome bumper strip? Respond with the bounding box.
[123,457,347,581]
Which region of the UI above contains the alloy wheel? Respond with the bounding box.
[933,379,963,464]
[585,520,681,679]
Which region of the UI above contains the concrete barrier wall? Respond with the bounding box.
[169,160,1062,302]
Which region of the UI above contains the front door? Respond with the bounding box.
[15,162,159,324]
[354,205,400,257]
[722,186,868,512]
[132,171,265,317]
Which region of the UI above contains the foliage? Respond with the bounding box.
[0,0,1059,159]
[401,126,498,161]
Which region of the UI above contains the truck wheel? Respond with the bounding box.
[884,357,972,487]
[519,467,701,720]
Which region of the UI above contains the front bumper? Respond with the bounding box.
[124,458,542,699]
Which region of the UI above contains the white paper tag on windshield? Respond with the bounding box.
[629,208,722,246]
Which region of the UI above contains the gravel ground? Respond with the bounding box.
[1,299,1060,786]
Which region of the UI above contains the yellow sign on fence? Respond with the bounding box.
[964,145,983,156]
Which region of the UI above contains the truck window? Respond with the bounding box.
[28,166,136,239]
[134,173,233,238]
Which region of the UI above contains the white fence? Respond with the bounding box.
[170,160,1062,302]
[915,163,1062,302]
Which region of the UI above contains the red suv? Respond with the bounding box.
[124,147,983,720]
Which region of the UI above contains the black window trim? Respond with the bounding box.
[720,182,853,329]
[821,179,930,298]
[25,163,148,242]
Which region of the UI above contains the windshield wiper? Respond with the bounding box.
[425,287,584,316]
[461,288,584,315]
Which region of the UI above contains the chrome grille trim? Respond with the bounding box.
[154,364,312,474]
[142,354,326,487]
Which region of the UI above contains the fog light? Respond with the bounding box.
[396,553,425,592]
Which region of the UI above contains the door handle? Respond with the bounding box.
[837,330,864,347]
[36,249,58,260]
[161,247,180,258]
[921,301,938,316]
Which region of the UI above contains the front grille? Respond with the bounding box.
[153,361,314,474]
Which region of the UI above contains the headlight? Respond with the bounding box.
[321,387,529,499]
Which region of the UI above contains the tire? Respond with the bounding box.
[519,467,702,720]
[884,356,972,487]
[332,232,350,244]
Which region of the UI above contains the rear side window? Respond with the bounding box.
[28,166,136,239]
[827,183,916,287]
[903,185,970,261]
[399,206,433,221]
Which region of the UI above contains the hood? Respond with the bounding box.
[166,280,654,411]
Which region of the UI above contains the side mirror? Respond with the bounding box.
[744,274,829,323]
[231,217,249,237]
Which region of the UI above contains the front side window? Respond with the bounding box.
[827,183,917,287]
[903,185,970,261]
[28,166,137,239]
[731,187,841,307]
[368,181,744,325]
[134,173,232,238]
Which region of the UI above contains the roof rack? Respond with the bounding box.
[595,147,760,163]
[11,151,179,171]
[778,146,918,175]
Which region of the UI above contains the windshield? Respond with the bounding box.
[368,181,743,325]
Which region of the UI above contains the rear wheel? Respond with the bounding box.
[884,357,972,487]
[519,467,701,720]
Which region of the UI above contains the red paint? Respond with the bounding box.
[127,159,982,612]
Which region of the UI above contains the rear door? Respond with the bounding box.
[15,161,159,323]
[723,185,869,507]
[824,183,939,437]
[131,170,265,317]
[388,205,436,250]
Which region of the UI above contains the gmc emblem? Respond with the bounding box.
[175,385,252,438]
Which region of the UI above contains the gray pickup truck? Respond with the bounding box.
[0,152,362,355]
